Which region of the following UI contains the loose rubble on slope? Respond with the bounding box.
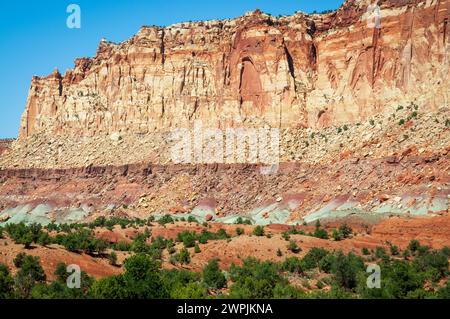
[1,105,449,169]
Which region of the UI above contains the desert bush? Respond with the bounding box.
[413,250,449,281]
[408,240,421,253]
[58,228,108,255]
[158,215,174,225]
[113,240,132,252]
[177,248,191,265]
[0,263,14,298]
[234,217,252,225]
[302,247,329,271]
[252,226,265,237]
[203,259,226,289]
[287,240,301,254]
[229,258,286,299]
[276,248,283,257]
[177,231,197,248]
[312,220,329,239]
[390,244,399,256]
[13,253,46,298]
[108,251,118,266]
[338,224,352,238]
[331,251,364,290]
[5,223,45,248]
[281,257,303,274]
[187,216,199,224]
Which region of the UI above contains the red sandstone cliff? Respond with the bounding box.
[19,0,450,138]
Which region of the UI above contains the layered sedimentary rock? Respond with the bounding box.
[19,0,450,139]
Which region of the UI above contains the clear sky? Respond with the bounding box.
[0,0,344,138]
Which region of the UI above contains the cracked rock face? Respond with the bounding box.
[19,0,450,141]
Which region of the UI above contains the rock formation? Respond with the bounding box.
[19,0,450,139]
[0,139,13,156]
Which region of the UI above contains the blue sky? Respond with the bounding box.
[0,0,343,138]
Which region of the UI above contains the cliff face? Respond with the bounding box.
[19,0,450,139]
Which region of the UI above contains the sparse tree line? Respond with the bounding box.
[0,234,449,299]
[0,217,341,261]
[1,219,449,299]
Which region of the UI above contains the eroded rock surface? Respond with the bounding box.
[19,0,450,140]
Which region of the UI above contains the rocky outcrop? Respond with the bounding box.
[0,139,14,155]
[19,0,450,139]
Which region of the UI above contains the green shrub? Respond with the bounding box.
[58,228,108,255]
[390,244,399,256]
[179,248,191,264]
[235,227,244,236]
[331,251,364,290]
[37,232,51,247]
[281,257,303,274]
[338,224,352,238]
[90,275,127,299]
[313,228,329,239]
[408,240,421,253]
[318,253,336,273]
[375,247,389,260]
[229,258,287,299]
[54,263,68,282]
[119,254,169,299]
[113,241,132,251]
[203,259,226,289]
[13,253,46,298]
[437,280,450,298]
[234,217,252,225]
[196,229,229,244]
[5,223,45,248]
[332,229,341,241]
[108,251,118,266]
[0,263,13,298]
[302,248,328,270]
[312,220,329,239]
[158,215,175,225]
[413,251,449,281]
[176,231,197,248]
[441,246,450,257]
[46,223,60,232]
[252,226,265,237]
[216,228,230,239]
[187,216,199,223]
[287,240,301,254]
[416,245,431,256]
[402,249,411,260]
[276,248,283,257]
[380,260,423,298]
[171,282,207,299]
